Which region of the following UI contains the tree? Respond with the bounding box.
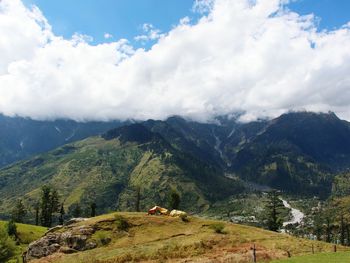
[40,186,60,227]
[72,204,82,218]
[263,190,284,232]
[11,199,27,223]
[90,202,96,217]
[135,186,141,212]
[6,220,17,238]
[40,185,51,227]
[325,216,333,243]
[59,203,65,225]
[49,189,60,226]
[340,214,346,245]
[326,197,350,244]
[169,189,181,210]
[34,202,40,226]
[0,227,16,262]
[311,204,324,241]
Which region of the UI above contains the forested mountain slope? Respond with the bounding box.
[2,111,350,220]
[0,124,242,220]
[0,114,122,167]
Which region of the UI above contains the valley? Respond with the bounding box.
[281,200,304,227]
[1,111,350,262]
[2,0,350,260]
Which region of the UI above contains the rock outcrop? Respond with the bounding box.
[25,218,97,261]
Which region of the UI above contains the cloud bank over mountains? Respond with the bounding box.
[0,0,350,122]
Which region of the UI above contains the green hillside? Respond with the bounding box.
[229,112,350,196]
[0,124,242,220]
[145,112,350,197]
[2,111,350,211]
[0,221,46,262]
[26,212,348,263]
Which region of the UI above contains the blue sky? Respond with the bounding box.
[22,0,350,47]
[289,0,350,30]
[23,0,197,46]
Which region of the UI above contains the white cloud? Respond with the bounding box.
[192,0,215,14]
[0,0,350,122]
[0,0,52,74]
[134,23,164,44]
[104,33,113,39]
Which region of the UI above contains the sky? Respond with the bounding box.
[21,0,350,46]
[0,0,350,122]
[22,0,197,47]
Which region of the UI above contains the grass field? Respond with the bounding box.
[0,220,47,262]
[272,251,350,263]
[26,212,349,263]
[2,214,349,263]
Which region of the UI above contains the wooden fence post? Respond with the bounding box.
[312,244,314,254]
[334,244,337,253]
[287,251,291,258]
[252,243,257,262]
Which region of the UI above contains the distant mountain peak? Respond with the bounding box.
[102,123,159,144]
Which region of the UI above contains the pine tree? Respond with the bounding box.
[11,199,27,223]
[40,186,60,227]
[40,185,51,227]
[90,202,96,217]
[34,202,40,226]
[49,189,60,226]
[6,220,17,238]
[263,190,284,232]
[323,202,335,243]
[312,204,324,240]
[135,186,141,212]
[169,189,180,210]
[72,204,82,218]
[59,203,65,225]
[0,227,16,262]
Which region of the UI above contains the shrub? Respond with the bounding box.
[0,227,16,262]
[114,215,129,231]
[6,220,17,238]
[168,190,180,210]
[95,231,111,246]
[210,223,226,234]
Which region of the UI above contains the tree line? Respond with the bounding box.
[284,198,350,246]
[9,185,181,227]
[11,185,98,227]
[0,184,182,261]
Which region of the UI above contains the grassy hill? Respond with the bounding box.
[0,221,46,262]
[0,124,242,220]
[27,212,348,263]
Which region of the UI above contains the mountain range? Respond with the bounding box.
[0,114,122,168]
[1,111,350,219]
